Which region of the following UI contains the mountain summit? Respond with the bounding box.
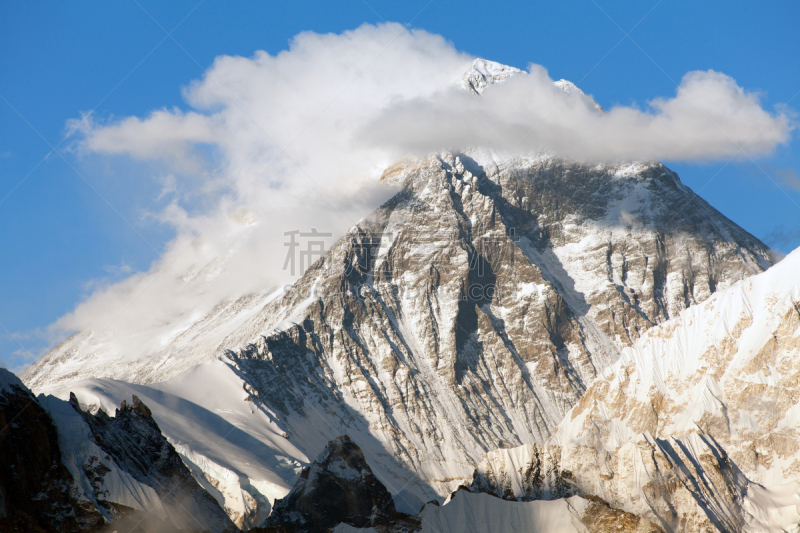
[457,58,523,95]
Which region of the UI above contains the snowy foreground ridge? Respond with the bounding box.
[12,60,799,532]
[473,247,800,532]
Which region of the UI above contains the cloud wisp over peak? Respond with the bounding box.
[364,65,793,162]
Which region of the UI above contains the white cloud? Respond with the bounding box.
[362,66,793,162]
[49,22,795,363]
[50,23,470,358]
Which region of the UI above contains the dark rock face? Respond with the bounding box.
[261,436,402,532]
[0,370,103,532]
[72,394,237,533]
[0,372,236,533]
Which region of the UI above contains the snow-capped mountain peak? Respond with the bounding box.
[456,58,523,95]
[16,54,791,532]
[467,247,800,532]
[456,59,603,111]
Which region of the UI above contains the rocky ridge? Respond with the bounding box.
[70,393,237,532]
[259,435,415,532]
[0,367,236,532]
[0,369,104,532]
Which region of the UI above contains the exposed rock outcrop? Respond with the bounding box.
[259,435,414,532]
[0,369,103,532]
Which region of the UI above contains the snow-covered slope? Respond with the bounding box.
[335,490,663,533]
[467,247,800,532]
[24,288,280,389]
[557,247,800,484]
[416,492,592,533]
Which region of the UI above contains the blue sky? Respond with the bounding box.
[1,0,799,371]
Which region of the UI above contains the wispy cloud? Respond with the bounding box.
[763,225,800,255]
[772,167,800,192]
[363,67,794,162]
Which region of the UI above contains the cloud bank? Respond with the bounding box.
[49,22,794,363]
[364,66,793,161]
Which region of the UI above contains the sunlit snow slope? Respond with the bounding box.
[470,247,800,532]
